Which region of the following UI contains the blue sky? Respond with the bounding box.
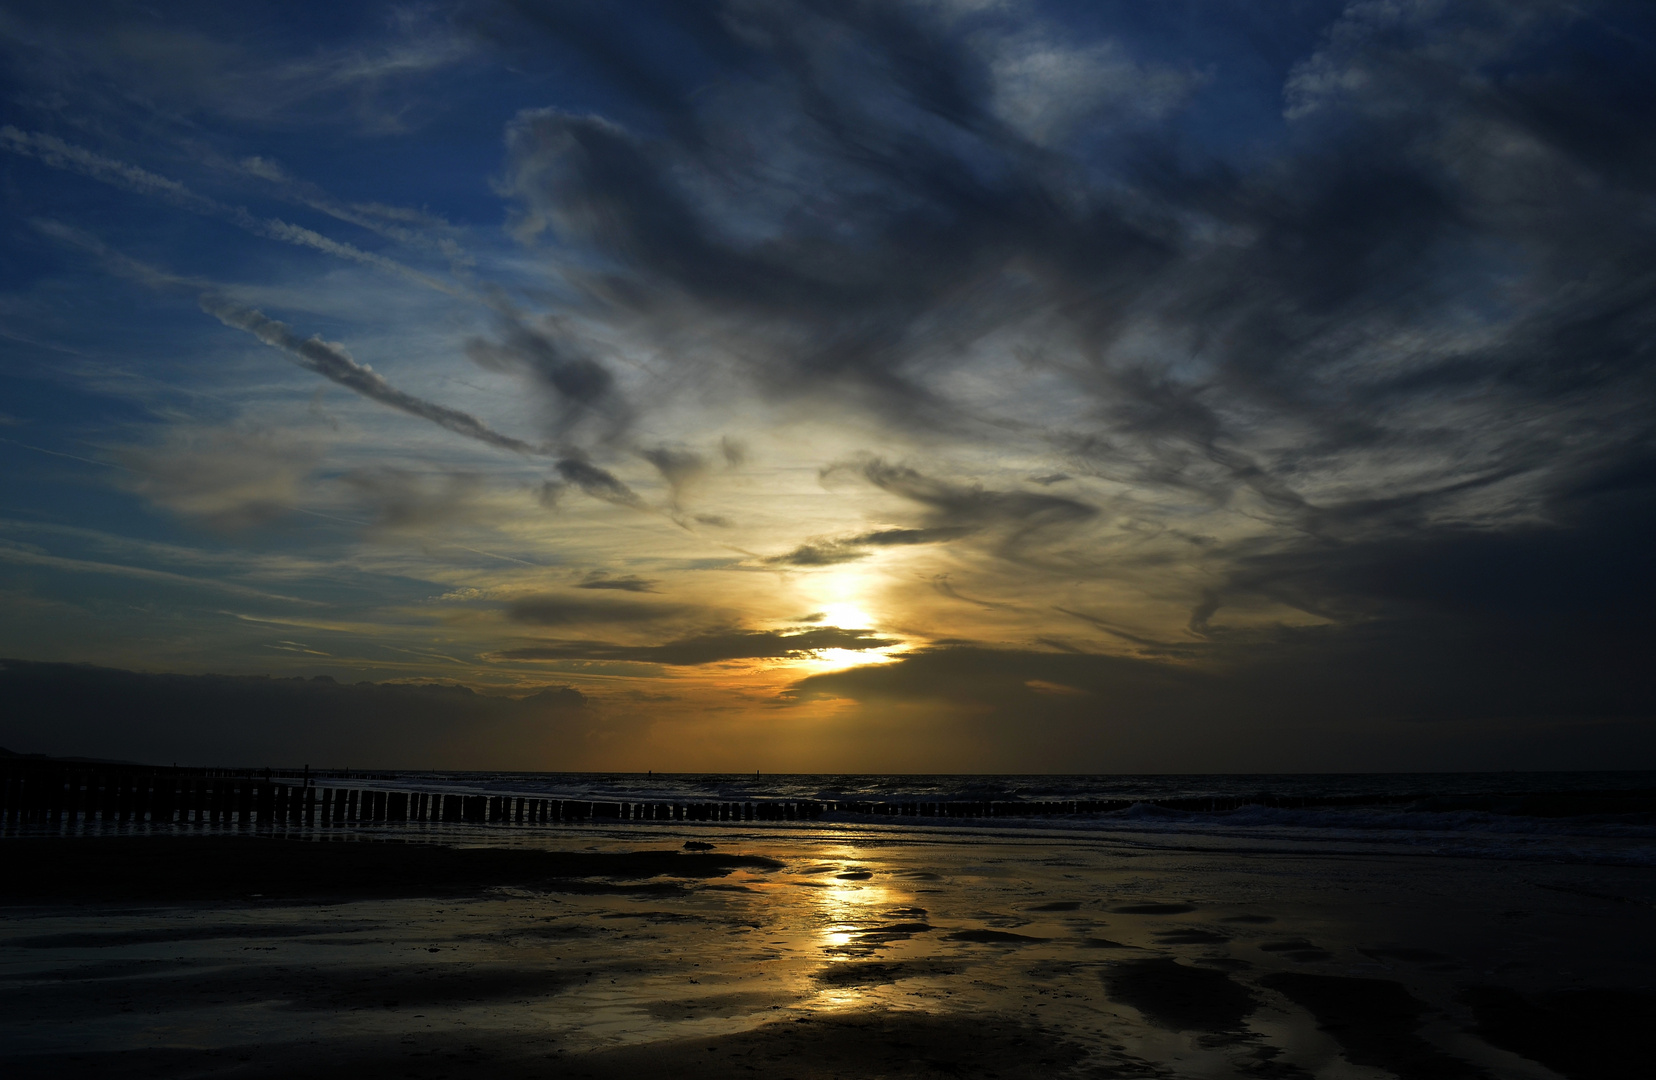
[2,1,1654,771]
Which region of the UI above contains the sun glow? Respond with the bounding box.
[801,646,899,671]
[816,602,875,630]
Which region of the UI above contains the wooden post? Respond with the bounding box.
[42,770,60,828]
[61,770,77,827]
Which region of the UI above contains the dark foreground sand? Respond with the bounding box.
[2,830,1653,1078]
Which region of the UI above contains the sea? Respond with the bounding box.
[336,770,1656,869]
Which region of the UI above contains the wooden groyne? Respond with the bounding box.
[0,761,1457,831]
[0,761,1412,830]
[8,761,1647,831]
[0,764,831,829]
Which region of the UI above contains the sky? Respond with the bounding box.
[1,0,1654,772]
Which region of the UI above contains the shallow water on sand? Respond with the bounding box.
[3,821,1653,1078]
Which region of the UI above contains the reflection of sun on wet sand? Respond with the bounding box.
[3,830,1654,1078]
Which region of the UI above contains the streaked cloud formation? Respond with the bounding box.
[1,1,1653,770]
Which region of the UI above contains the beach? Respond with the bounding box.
[3,810,1654,1079]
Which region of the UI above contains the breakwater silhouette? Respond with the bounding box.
[7,760,1653,833]
[2,759,1433,832]
[0,762,826,830]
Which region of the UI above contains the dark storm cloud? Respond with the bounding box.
[498,626,896,666]
[0,659,584,770]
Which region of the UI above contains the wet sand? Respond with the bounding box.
[3,828,1653,1078]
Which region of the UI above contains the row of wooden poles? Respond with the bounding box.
[1,764,1430,831]
[0,771,827,828]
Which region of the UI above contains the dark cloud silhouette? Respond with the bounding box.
[0,659,585,770]
[547,455,645,508]
[464,309,625,436]
[932,575,1010,611]
[641,445,707,510]
[202,302,649,518]
[762,542,866,568]
[719,436,747,467]
[476,0,1656,610]
[817,459,1096,564]
[201,297,542,455]
[506,593,684,626]
[574,574,659,593]
[1195,474,1656,640]
[763,524,974,567]
[340,467,484,531]
[499,626,896,666]
[787,626,1656,771]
